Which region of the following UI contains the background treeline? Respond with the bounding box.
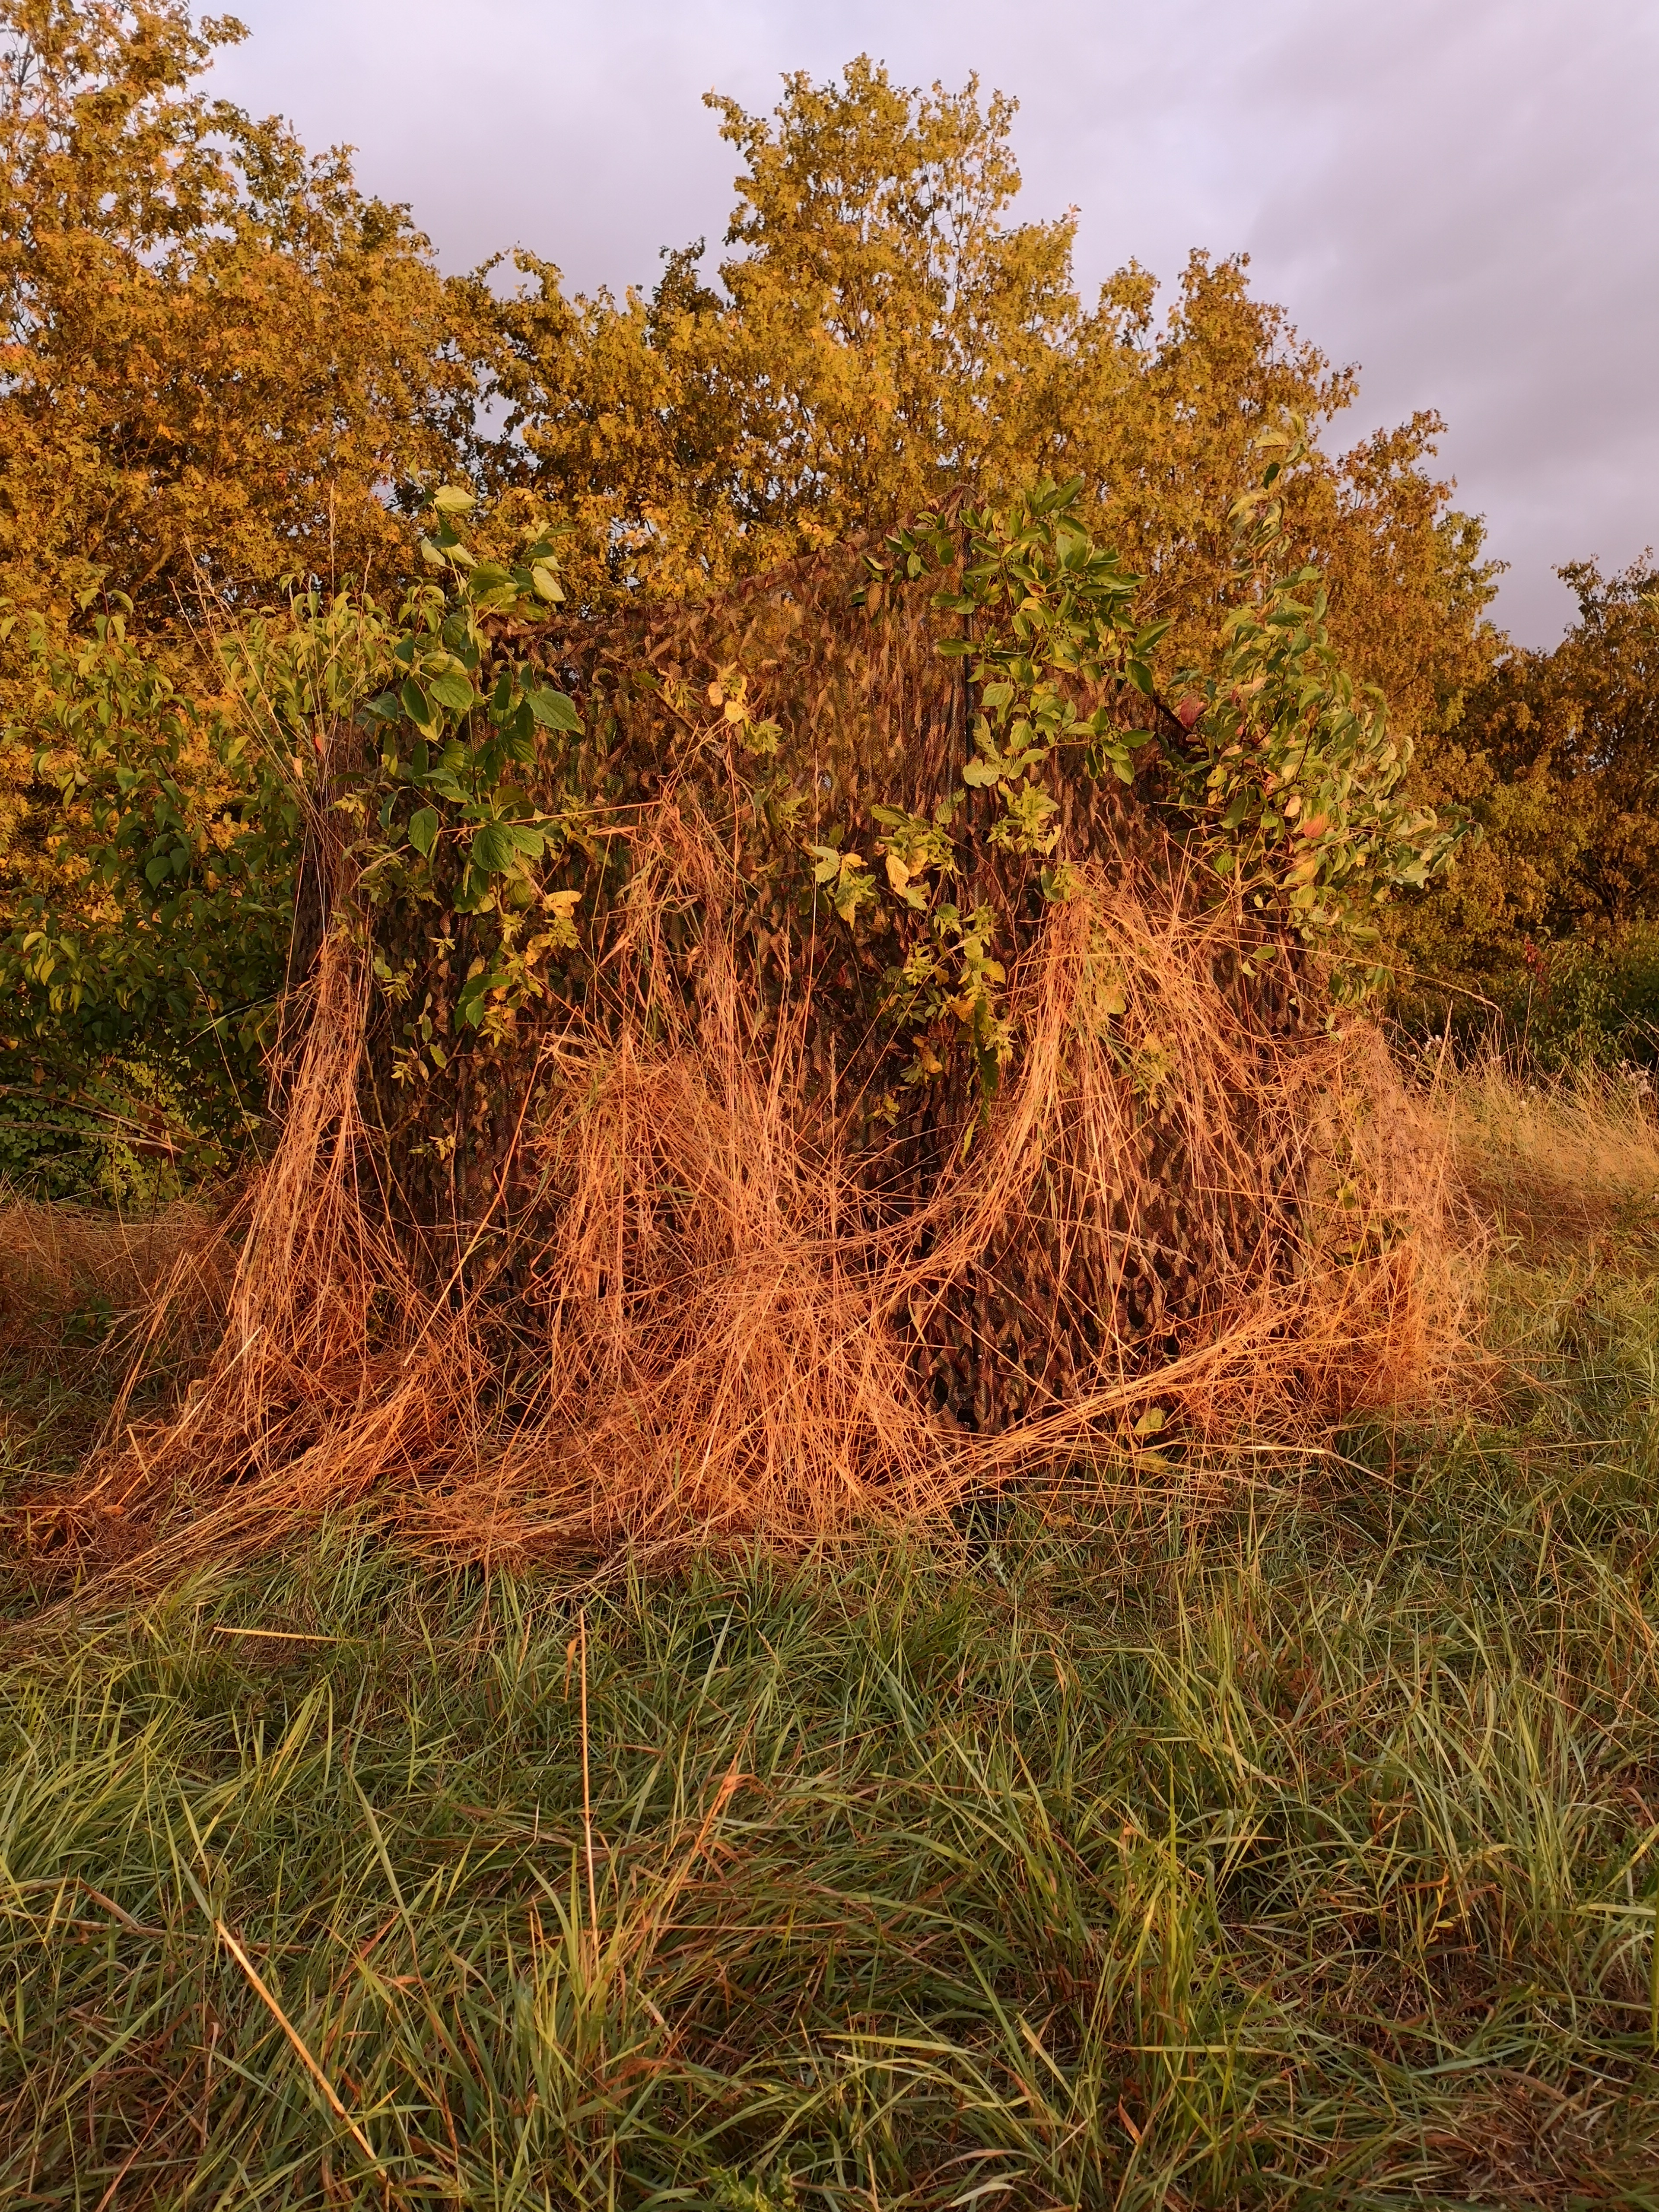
[0,1,1653,1192]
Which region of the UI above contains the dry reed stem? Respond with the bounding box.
[213,1920,385,2181]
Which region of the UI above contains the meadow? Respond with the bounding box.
[2,1068,1657,2211]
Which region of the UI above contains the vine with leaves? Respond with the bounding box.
[823,421,1468,1095]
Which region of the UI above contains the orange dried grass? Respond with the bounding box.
[0,1189,229,1370]
[35,842,1470,1594]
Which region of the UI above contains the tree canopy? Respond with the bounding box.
[0,0,481,627]
[6,4,1651,1151]
[0,12,1503,747]
[1400,555,1659,974]
[477,57,1500,756]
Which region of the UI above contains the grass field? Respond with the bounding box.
[3,1076,1659,2208]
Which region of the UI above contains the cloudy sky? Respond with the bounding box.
[213,0,1657,645]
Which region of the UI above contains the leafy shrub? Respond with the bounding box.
[3,429,1466,1176]
[0,587,406,1157]
[1395,928,1659,1074]
[13,434,1483,1583]
[0,1055,200,1206]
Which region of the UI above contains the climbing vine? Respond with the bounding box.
[826,422,1468,1084]
[1164,423,1466,995]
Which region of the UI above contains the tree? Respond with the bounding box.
[0,21,1510,1166]
[1398,555,1659,974]
[0,1,482,629]
[0,0,491,1087]
[478,58,1086,599]
[1050,254,1501,733]
[478,58,1500,760]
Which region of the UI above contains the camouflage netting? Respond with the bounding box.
[349,532,1343,1441]
[22,523,1459,1588]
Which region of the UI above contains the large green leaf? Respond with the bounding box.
[426,669,476,715]
[527,685,582,733]
[469,820,517,875]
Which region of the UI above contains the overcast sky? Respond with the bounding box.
[213,0,1657,646]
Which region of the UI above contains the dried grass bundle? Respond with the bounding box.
[27,841,1467,1593]
[8,511,1480,1595]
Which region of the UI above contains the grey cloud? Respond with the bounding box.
[213,0,1657,643]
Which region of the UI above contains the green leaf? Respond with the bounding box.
[465,562,515,598]
[400,678,434,728]
[962,756,1001,788]
[432,485,474,514]
[469,820,517,875]
[407,807,439,859]
[427,669,476,715]
[527,686,582,733]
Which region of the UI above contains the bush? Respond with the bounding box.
[0,1054,206,1207]
[13,445,1478,1586]
[1393,928,1659,1074]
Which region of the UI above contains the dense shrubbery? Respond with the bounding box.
[1394,927,1659,1074]
[2,433,1464,1169]
[0,0,1649,1192]
[1398,556,1659,979]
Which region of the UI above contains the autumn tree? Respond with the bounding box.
[477,58,1085,598]
[0,0,482,629]
[0,20,1497,751]
[0,20,1526,1166]
[1398,555,1659,974]
[1050,254,1500,736]
[478,57,1500,757]
[0,0,493,1086]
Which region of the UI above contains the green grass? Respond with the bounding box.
[3,1259,1659,2206]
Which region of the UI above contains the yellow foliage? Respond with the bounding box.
[479,59,1500,755]
[0,2,483,627]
